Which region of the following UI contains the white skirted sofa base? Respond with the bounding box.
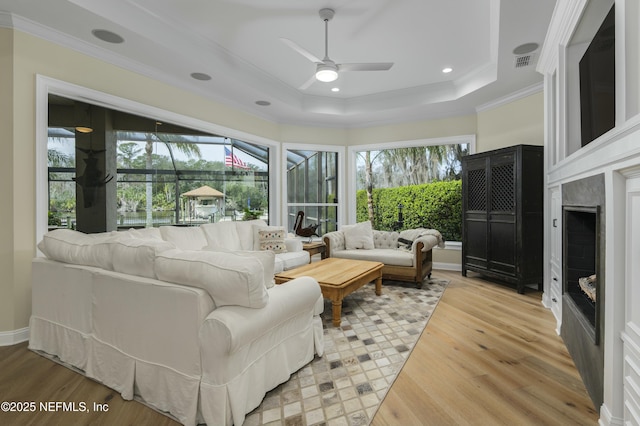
[29,223,323,426]
[323,222,445,285]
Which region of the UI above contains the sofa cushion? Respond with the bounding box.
[284,238,303,252]
[110,238,176,279]
[253,225,288,253]
[200,222,242,251]
[159,226,208,251]
[155,249,268,308]
[126,227,163,240]
[342,221,375,250]
[37,229,117,270]
[236,219,267,250]
[203,247,276,289]
[274,251,310,273]
[333,248,414,267]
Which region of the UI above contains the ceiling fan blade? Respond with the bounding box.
[280,38,323,64]
[338,62,394,72]
[298,74,317,90]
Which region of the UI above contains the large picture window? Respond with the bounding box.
[47,96,269,231]
[351,137,473,242]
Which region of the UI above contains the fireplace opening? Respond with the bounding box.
[561,175,604,409]
[563,206,600,343]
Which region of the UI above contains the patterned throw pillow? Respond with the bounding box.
[256,227,288,253]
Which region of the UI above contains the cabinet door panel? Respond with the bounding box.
[490,163,515,213]
[489,221,516,275]
[465,219,488,269]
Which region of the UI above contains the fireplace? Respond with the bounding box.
[561,175,605,409]
[563,206,599,341]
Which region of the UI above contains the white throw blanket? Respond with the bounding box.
[398,228,446,252]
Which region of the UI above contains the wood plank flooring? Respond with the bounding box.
[0,270,598,425]
[372,270,599,426]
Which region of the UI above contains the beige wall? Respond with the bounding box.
[0,28,15,331]
[476,91,545,152]
[0,28,543,333]
[346,114,477,146]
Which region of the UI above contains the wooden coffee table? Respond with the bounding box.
[275,258,383,327]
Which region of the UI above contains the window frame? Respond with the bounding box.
[282,143,346,233]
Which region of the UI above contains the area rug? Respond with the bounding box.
[243,277,448,426]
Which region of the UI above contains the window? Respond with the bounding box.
[350,137,473,242]
[47,95,270,231]
[285,148,339,236]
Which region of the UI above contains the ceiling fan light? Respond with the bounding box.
[315,64,338,82]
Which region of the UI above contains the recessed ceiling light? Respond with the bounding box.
[75,126,93,134]
[91,29,124,44]
[331,87,340,92]
[190,72,212,81]
[442,67,453,74]
[255,100,271,106]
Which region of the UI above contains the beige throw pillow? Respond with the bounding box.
[343,221,375,250]
[253,225,288,253]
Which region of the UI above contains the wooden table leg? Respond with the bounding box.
[332,299,342,327]
[375,275,382,296]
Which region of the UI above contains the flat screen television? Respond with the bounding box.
[579,5,615,147]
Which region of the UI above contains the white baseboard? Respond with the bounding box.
[0,327,29,346]
[598,402,623,426]
[433,262,462,272]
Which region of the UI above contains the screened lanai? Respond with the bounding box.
[47,96,269,231]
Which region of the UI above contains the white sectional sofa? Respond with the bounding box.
[161,219,310,272]
[29,220,322,426]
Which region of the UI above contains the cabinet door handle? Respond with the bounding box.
[552,297,557,303]
[553,219,558,228]
[553,277,558,281]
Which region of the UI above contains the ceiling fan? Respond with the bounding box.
[281,8,394,89]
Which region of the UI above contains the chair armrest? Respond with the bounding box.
[322,231,345,257]
[413,234,444,252]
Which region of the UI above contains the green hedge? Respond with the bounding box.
[356,180,461,241]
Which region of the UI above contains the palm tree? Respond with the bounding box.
[144,131,201,226]
[117,142,142,168]
[117,130,202,227]
[358,151,382,224]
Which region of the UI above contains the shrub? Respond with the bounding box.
[356,180,462,241]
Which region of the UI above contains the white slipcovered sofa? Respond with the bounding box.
[162,219,310,272]
[29,220,323,426]
[323,221,445,285]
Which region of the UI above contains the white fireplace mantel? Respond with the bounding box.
[539,0,640,423]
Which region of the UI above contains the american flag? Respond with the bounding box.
[225,147,249,169]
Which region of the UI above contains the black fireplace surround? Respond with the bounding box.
[563,206,599,337]
[561,174,605,410]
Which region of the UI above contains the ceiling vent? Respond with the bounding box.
[514,53,536,69]
[512,42,539,69]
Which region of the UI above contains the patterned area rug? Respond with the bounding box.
[244,277,448,426]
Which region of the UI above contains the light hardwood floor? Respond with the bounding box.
[0,270,598,425]
[373,270,599,425]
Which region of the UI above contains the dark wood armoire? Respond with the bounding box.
[461,144,543,293]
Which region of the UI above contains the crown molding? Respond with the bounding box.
[537,0,588,74]
[475,82,543,113]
